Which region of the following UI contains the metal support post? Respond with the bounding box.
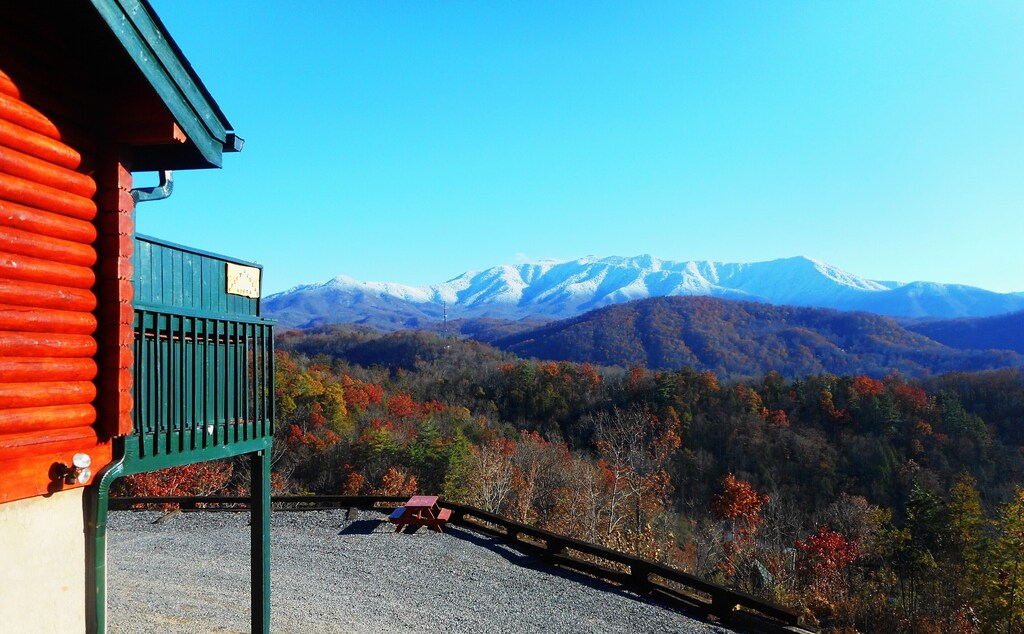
[250,449,271,634]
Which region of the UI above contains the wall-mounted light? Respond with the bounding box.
[62,453,92,485]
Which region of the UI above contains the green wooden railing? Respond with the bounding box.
[127,234,274,467]
[131,309,274,462]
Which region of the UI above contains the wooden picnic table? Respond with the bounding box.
[388,495,452,533]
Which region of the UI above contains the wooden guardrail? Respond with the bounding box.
[110,495,810,633]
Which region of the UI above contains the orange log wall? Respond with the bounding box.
[0,67,120,503]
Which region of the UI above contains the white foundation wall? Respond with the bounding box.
[0,489,87,633]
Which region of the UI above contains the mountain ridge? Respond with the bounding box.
[487,296,1023,378]
[264,255,1024,329]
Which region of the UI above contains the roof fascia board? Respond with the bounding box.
[117,0,230,140]
[90,0,229,168]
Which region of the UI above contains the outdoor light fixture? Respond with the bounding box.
[63,453,92,485]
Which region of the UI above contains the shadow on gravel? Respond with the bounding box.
[338,519,388,535]
[444,525,678,612]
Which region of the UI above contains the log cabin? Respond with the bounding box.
[0,2,273,632]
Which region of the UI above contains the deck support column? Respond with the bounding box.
[250,449,271,634]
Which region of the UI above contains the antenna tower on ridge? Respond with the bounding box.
[442,302,451,349]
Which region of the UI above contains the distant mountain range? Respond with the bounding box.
[264,255,1024,329]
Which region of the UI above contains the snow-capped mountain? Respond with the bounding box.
[264,255,1024,329]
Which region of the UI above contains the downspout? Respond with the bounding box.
[85,439,129,634]
[88,170,172,633]
[130,170,173,203]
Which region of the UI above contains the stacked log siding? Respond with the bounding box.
[0,68,109,503]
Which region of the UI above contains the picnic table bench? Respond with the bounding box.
[388,495,452,533]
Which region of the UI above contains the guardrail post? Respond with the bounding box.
[448,506,467,524]
[544,537,565,562]
[710,592,738,623]
[630,562,653,594]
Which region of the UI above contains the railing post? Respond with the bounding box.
[543,537,565,563]
[710,592,738,623]
[630,561,652,594]
[250,449,271,634]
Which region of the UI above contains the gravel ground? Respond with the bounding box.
[107,509,737,634]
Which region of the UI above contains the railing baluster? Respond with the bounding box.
[163,313,171,456]
[250,324,259,438]
[174,314,182,453]
[255,323,262,438]
[220,318,226,443]
[154,312,163,456]
[230,320,238,443]
[147,311,155,457]
[214,317,221,444]
[232,320,241,442]
[258,323,266,438]
[204,319,212,448]
[268,330,275,436]
[244,323,249,437]
[188,316,197,451]
[135,310,146,457]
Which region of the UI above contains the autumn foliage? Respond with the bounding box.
[113,460,234,501]
[122,324,1024,633]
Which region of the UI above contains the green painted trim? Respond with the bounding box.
[115,0,228,142]
[136,234,263,270]
[133,236,270,318]
[133,303,273,327]
[129,434,273,471]
[89,0,231,168]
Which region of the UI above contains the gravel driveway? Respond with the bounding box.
[107,509,736,634]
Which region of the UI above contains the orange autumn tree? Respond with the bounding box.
[373,467,418,496]
[713,473,769,580]
[114,459,235,501]
[510,431,574,526]
[450,426,608,542]
[795,525,860,620]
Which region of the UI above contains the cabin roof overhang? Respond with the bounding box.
[0,1,240,171]
[90,0,241,170]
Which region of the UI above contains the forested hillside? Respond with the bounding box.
[277,324,514,371]
[121,327,1024,633]
[907,310,1024,355]
[491,296,1022,378]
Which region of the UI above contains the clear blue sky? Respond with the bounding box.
[144,1,1024,295]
